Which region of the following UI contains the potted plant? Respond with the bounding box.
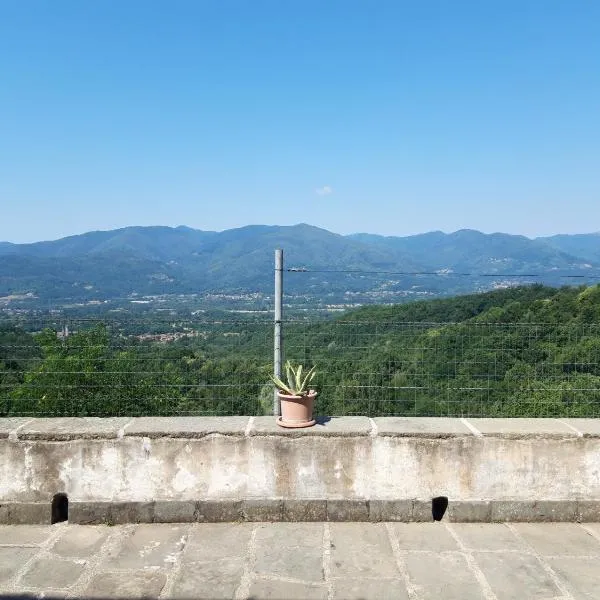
[270,361,317,428]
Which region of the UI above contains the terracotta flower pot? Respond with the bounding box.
[277,390,317,428]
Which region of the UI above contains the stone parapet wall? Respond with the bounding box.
[1,416,600,523]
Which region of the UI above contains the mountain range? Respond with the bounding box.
[1,224,599,304]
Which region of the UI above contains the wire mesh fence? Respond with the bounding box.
[2,316,600,417]
[0,317,273,417]
[283,320,600,417]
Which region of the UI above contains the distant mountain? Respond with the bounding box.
[348,229,590,272]
[538,233,600,265]
[0,226,218,261]
[1,224,599,304]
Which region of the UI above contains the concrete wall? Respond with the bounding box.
[1,416,600,523]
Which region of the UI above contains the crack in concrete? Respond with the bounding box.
[234,523,258,600]
[158,525,191,599]
[322,522,333,600]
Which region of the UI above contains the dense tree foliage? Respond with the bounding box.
[2,284,600,417]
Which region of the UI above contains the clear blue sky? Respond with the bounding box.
[1,1,599,243]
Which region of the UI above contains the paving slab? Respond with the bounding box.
[405,552,485,599]
[466,418,577,438]
[450,523,527,551]
[513,522,600,556]
[250,415,371,436]
[0,524,53,546]
[3,522,600,599]
[474,551,561,599]
[84,570,167,599]
[172,559,245,599]
[331,577,409,600]
[374,417,473,437]
[253,522,324,582]
[329,523,398,579]
[19,557,86,589]
[124,416,249,438]
[0,547,38,585]
[547,556,600,599]
[390,522,459,552]
[248,578,328,600]
[50,525,111,558]
[17,417,131,440]
[183,523,253,563]
[102,524,186,569]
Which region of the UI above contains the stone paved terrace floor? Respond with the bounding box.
[2,522,600,599]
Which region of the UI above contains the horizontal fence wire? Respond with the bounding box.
[2,316,600,417]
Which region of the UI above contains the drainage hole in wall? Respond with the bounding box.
[431,496,448,521]
[51,493,69,524]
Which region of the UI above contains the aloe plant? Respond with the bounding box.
[270,360,316,396]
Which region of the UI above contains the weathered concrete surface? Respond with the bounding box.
[2,417,600,524]
[124,415,250,438]
[467,417,577,438]
[374,417,473,437]
[562,418,600,437]
[0,417,32,439]
[250,415,372,436]
[1,522,599,599]
[17,417,131,440]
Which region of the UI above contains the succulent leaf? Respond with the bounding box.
[269,361,317,396]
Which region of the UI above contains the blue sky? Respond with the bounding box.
[1,1,599,243]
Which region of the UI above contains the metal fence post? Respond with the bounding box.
[274,248,283,416]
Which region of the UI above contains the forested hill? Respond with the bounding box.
[2,284,600,418]
[288,284,600,417]
[340,283,600,324]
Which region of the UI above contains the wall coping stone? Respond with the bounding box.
[1,416,598,440]
[561,418,600,437]
[373,417,474,438]
[123,416,250,438]
[248,416,372,436]
[0,418,33,439]
[467,418,579,438]
[14,417,131,441]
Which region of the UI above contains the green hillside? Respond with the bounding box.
[2,284,600,418]
[285,284,600,416]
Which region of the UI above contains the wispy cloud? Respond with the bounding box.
[315,185,333,196]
